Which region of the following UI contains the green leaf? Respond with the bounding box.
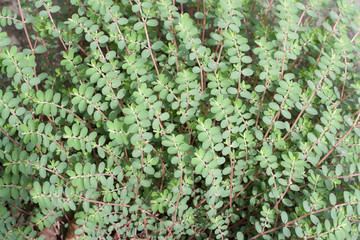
[303,201,311,212]
[99,35,109,44]
[274,51,284,59]
[290,184,299,191]
[142,2,153,8]
[310,215,319,225]
[269,102,279,111]
[39,10,48,17]
[134,22,143,31]
[329,193,336,205]
[64,126,72,136]
[242,68,253,76]
[106,51,116,60]
[255,130,263,140]
[274,121,285,129]
[295,227,303,238]
[283,227,291,237]
[281,211,288,223]
[58,162,67,173]
[141,180,151,187]
[335,164,343,176]
[75,163,82,175]
[74,228,83,235]
[0,38,11,47]
[282,198,293,206]
[296,2,305,10]
[132,4,140,12]
[98,147,105,158]
[236,232,244,240]
[241,56,252,64]
[255,222,262,233]
[33,181,41,194]
[68,201,76,211]
[2,108,10,119]
[255,85,266,92]
[50,6,61,13]
[306,107,318,115]
[152,41,164,50]
[35,45,47,54]
[144,166,155,175]
[118,18,128,25]
[147,19,158,27]
[281,110,291,119]
[160,112,169,121]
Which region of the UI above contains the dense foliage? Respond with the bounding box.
[0,0,360,239]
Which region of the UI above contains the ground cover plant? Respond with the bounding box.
[0,0,360,239]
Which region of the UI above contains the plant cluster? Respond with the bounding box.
[0,0,360,239]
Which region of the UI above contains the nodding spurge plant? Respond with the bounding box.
[0,0,360,239]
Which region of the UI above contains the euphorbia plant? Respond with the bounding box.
[0,0,360,239]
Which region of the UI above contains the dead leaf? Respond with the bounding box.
[36,226,58,240]
[65,218,83,240]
